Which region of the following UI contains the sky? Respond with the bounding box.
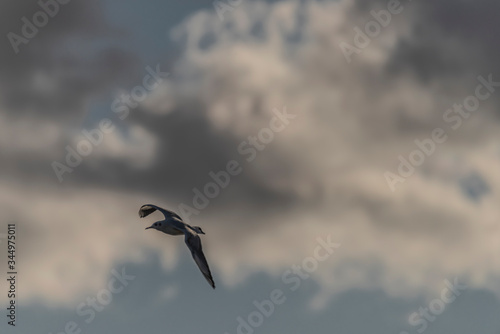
[1,0,500,333]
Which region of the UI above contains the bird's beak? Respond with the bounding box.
[145,226,152,230]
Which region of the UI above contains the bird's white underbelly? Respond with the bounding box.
[161,225,184,235]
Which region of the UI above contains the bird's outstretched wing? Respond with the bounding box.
[185,230,215,289]
[139,204,182,220]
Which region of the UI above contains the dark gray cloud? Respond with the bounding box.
[0,0,140,119]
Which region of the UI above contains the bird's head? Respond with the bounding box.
[193,226,205,235]
[145,221,163,231]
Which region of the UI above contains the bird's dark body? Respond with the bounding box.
[139,203,215,289]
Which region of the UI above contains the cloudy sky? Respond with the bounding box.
[1,0,500,333]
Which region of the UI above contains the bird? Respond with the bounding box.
[139,204,215,289]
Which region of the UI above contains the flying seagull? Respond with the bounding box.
[139,204,215,289]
